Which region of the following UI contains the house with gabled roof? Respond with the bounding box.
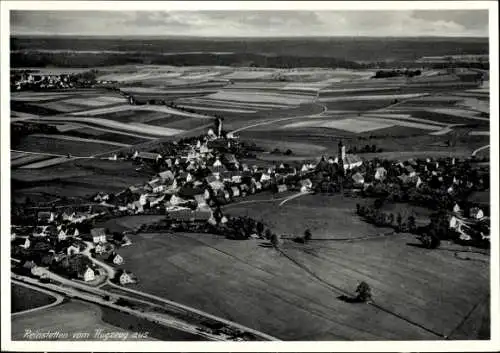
[37,211,55,224]
[67,244,80,256]
[58,229,67,241]
[13,236,31,249]
[108,252,124,265]
[299,179,313,192]
[79,266,95,282]
[230,186,241,198]
[159,170,175,182]
[90,228,107,244]
[133,151,162,162]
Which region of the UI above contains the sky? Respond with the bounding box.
[10,10,489,37]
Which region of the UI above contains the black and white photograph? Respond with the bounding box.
[1,1,498,351]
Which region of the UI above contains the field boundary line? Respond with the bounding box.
[278,247,445,338]
[445,294,490,339]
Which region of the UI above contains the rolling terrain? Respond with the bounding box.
[10,34,490,341]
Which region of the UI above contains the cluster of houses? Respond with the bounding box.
[100,129,323,224]
[11,206,135,285]
[340,154,490,243]
[11,72,76,90]
[10,70,99,91]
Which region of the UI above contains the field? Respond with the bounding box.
[224,194,392,239]
[11,283,57,313]
[13,135,120,157]
[118,204,489,341]
[11,159,153,202]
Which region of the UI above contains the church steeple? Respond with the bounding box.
[337,140,345,173]
[338,140,346,160]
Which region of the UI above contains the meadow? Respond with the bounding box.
[118,229,489,340]
[11,283,57,313]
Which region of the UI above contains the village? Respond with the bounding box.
[11,113,491,290]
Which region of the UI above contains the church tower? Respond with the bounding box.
[338,140,346,160]
[338,140,345,172]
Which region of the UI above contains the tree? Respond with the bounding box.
[408,215,416,233]
[256,222,265,237]
[355,281,372,303]
[418,232,441,249]
[270,233,282,249]
[396,213,403,231]
[388,213,395,225]
[264,229,273,240]
[304,229,312,242]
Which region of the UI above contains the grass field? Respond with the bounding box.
[118,226,489,340]
[97,215,167,233]
[13,135,119,157]
[11,283,57,313]
[224,194,391,239]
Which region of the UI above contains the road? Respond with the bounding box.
[11,279,65,317]
[472,144,490,157]
[11,149,88,159]
[231,102,328,134]
[11,273,228,341]
[278,191,313,207]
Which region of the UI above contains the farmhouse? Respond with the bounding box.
[108,252,124,265]
[300,179,313,192]
[469,207,484,220]
[93,192,110,202]
[37,211,55,224]
[228,186,240,198]
[119,271,137,285]
[159,170,175,181]
[352,172,365,186]
[133,151,162,162]
[58,229,67,241]
[374,167,388,181]
[13,237,31,249]
[79,266,95,282]
[277,184,288,193]
[90,228,107,244]
[33,226,51,238]
[67,245,80,256]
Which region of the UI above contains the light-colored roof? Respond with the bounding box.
[137,152,161,160]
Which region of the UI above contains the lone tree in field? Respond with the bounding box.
[270,233,282,249]
[396,213,403,231]
[355,281,373,303]
[408,215,416,233]
[304,229,312,242]
[418,232,441,249]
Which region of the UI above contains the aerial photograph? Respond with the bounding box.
[5,4,494,345]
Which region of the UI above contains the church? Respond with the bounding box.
[334,140,363,170]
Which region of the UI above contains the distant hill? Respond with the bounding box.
[10,36,489,68]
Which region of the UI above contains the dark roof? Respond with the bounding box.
[90,228,106,237]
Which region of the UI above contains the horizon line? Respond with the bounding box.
[10,33,490,39]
